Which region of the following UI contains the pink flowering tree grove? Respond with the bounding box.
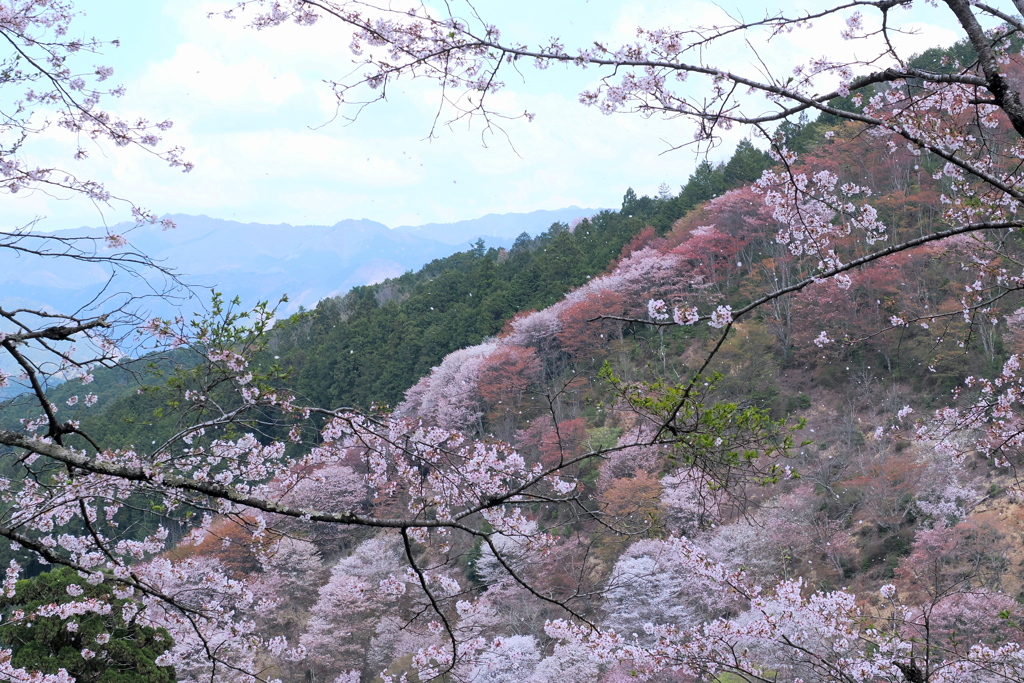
[9,1,1024,682]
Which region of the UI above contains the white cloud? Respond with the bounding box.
[11,0,974,234]
[138,44,307,116]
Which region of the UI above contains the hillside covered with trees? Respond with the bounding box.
[7,2,1024,683]
[18,90,1024,681]
[40,138,769,438]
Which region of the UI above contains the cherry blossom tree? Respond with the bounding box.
[601,538,711,641]
[299,535,409,679]
[0,0,195,415]
[464,634,540,683]
[0,1,189,213]
[211,2,1024,679]
[399,342,498,432]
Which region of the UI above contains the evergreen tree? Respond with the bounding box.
[0,567,176,683]
[677,160,727,212]
[723,139,771,185]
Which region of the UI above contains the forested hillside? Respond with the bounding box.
[0,137,769,449]
[0,136,771,570]
[34,92,1024,680]
[9,5,1024,683]
[259,107,1024,681]
[187,58,1024,678]
[261,138,772,411]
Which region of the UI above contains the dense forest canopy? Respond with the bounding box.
[7,2,1024,683]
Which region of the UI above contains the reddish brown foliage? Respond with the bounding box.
[556,289,627,359]
[479,345,542,405]
[532,417,589,469]
[170,516,268,577]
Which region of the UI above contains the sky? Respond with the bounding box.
[13,0,964,232]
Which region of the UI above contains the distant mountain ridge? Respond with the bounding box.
[1,207,602,319]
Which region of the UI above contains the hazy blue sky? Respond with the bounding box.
[17,1,961,231]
